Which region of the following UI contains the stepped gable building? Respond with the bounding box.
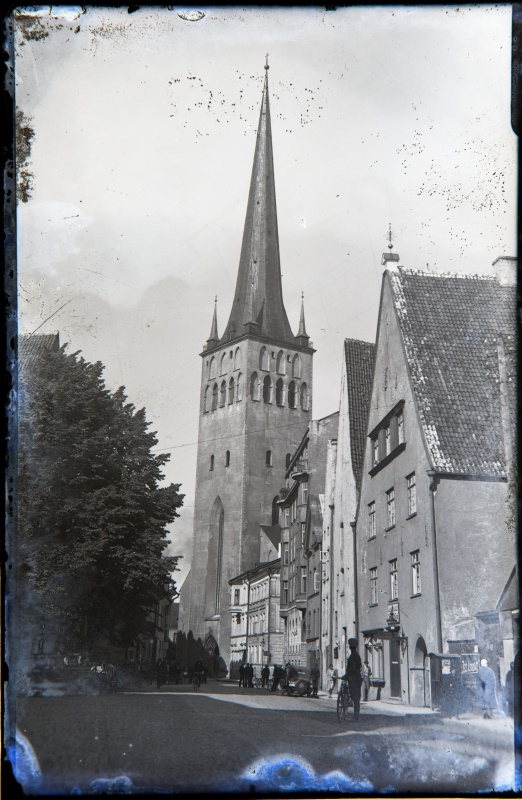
[180,63,314,673]
[321,338,374,679]
[357,260,516,707]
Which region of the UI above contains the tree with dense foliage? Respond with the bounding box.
[17,334,184,655]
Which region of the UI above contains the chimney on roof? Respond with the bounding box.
[492,256,517,287]
[382,223,400,267]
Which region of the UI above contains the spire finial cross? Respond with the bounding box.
[264,53,269,71]
[387,222,394,250]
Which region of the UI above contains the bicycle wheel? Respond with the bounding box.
[336,692,345,722]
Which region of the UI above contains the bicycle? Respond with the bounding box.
[193,671,203,691]
[336,681,352,722]
[252,676,262,689]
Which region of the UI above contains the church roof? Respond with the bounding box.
[389,267,516,476]
[218,69,298,348]
[344,339,375,493]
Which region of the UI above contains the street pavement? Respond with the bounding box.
[11,678,515,794]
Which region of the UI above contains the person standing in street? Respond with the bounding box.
[504,662,514,717]
[271,664,282,692]
[362,659,372,701]
[310,665,320,697]
[342,638,363,721]
[327,664,338,698]
[478,658,498,718]
[261,664,270,688]
[238,663,245,687]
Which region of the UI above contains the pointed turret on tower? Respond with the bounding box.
[382,223,400,266]
[295,292,310,347]
[206,296,220,348]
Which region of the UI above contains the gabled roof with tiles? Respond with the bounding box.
[389,267,516,476]
[344,339,375,492]
[18,332,60,371]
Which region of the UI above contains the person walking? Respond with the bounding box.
[310,665,320,697]
[342,638,363,721]
[362,659,372,701]
[245,662,254,688]
[155,659,166,690]
[271,664,283,692]
[504,662,514,717]
[327,664,338,698]
[261,664,270,688]
[238,663,245,687]
[478,658,498,718]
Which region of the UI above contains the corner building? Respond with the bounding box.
[181,66,314,673]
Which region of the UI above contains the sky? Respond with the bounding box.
[14,5,517,589]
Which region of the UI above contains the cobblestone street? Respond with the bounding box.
[11,680,515,794]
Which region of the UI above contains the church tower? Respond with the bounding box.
[183,62,314,672]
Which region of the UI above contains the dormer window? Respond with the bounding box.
[368,401,406,476]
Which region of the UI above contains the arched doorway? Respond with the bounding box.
[204,635,220,678]
[410,635,429,707]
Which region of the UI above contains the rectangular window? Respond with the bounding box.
[389,559,398,600]
[301,522,306,548]
[301,481,308,505]
[284,507,290,528]
[368,501,376,539]
[283,580,288,604]
[384,424,391,455]
[397,411,404,444]
[370,567,378,605]
[234,588,240,605]
[371,437,379,466]
[407,473,416,516]
[283,544,289,565]
[314,570,320,592]
[411,550,421,595]
[292,500,297,522]
[386,488,395,528]
[301,566,307,595]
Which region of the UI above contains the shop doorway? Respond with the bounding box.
[389,637,401,698]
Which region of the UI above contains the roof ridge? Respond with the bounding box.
[393,266,504,283]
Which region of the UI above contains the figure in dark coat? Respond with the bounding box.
[310,666,320,697]
[271,664,283,692]
[341,638,363,721]
[478,659,498,718]
[238,663,245,687]
[245,663,254,688]
[261,664,270,688]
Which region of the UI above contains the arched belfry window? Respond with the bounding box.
[212,383,218,411]
[237,373,242,402]
[292,354,301,378]
[300,382,308,410]
[228,377,235,404]
[260,346,269,371]
[266,450,273,466]
[209,357,217,379]
[220,353,227,375]
[276,378,284,406]
[288,380,297,409]
[225,450,230,467]
[220,380,226,407]
[210,454,215,471]
[234,347,241,370]
[204,385,210,413]
[276,350,285,374]
[250,372,260,401]
[272,496,280,525]
[263,375,272,404]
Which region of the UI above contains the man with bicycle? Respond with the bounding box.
[340,638,363,721]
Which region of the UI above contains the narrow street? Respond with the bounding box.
[12,680,514,794]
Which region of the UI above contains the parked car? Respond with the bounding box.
[280,665,313,697]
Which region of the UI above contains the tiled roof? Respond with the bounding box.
[344,339,375,492]
[389,268,516,476]
[18,332,60,370]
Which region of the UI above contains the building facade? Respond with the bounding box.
[279,413,339,668]
[179,65,314,672]
[357,261,517,707]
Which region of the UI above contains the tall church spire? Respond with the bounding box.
[219,60,296,346]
